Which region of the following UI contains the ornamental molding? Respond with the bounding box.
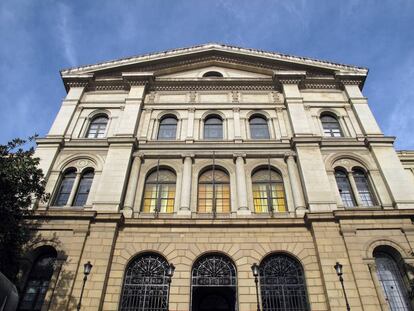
[61,43,367,76]
[151,82,275,92]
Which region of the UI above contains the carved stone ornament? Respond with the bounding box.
[189,91,197,103]
[231,91,239,103]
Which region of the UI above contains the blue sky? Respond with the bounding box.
[1,0,413,149]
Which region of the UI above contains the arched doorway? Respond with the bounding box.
[191,254,237,311]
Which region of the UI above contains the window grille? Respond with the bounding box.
[375,252,412,311]
[259,254,309,311]
[192,254,237,287]
[119,253,171,311]
[321,115,343,137]
[158,117,177,140]
[250,116,270,139]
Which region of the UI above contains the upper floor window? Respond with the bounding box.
[86,115,108,138]
[202,71,223,78]
[334,169,356,207]
[142,169,176,213]
[252,168,286,213]
[250,116,270,139]
[53,169,76,206]
[19,248,57,311]
[198,168,230,213]
[321,114,343,137]
[353,169,376,206]
[204,115,223,140]
[73,170,94,207]
[53,168,94,207]
[158,116,177,140]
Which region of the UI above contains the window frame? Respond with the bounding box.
[141,168,177,214]
[320,114,343,138]
[197,167,231,214]
[157,115,178,140]
[85,114,109,139]
[203,115,224,140]
[52,168,77,207]
[249,115,270,140]
[334,169,357,208]
[72,169,94,207]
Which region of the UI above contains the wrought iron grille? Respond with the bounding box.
[375,252,412,311]
[259,254,309,311]
[192,254,237,287]
[119,253,171,311]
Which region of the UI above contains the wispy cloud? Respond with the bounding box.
[57,3,77,67]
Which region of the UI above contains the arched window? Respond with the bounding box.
[321,114,343,137]
[86,115,108,138]
[119,253,172,311]
[142,169,176,213]
[252,169,286,213]
[374,248,412,311]
[353,169,376,206]
[334,169,356,207]
[250,116,270,139]
[19,248,57,311]
[73,170,94,206]
[259,254,309,311]
[204,116,223,140]
[198,168,230,213]
[53,169,76,206]
[191,254,237,311]
[202,71,223,78]
[158,116,178,140]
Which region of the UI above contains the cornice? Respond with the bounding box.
[364,136,395,148]
[60,43,367,76]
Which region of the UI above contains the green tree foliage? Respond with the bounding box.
[0,137,48,282]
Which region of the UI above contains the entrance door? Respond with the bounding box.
[191,254,237,311]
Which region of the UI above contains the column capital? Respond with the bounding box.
[284,152,296,161]
[136,152,145,160]
[232,107,240,113]
[233,153,246,160]
[181,153,195,162]
[188,107,196,113]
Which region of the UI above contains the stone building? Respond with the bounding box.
[18,44,414,311]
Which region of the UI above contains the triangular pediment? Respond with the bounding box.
[60,43,367,80]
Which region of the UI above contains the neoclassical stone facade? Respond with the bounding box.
[19,44,414,311]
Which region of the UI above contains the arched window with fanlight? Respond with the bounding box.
[119,253,173,311]
[374,247,412,311]
[259,253,309,311]
[204,115,223,140]
[19,247,57,311]
[334,169,356,207]
[252,168,286,213]
[321,114,343,137]
[249,115,270,139]
[352,168,376,206]
[158,116,178,140]
[73,169,94,206]
[142,169,176,213]
[53,168,76,206]
[198,168,230,214]
[86,115,108,138]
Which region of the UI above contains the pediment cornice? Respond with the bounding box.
[60,43,368,78]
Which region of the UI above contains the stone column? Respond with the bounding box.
[66,172,82,207]
[123,154,144,217]
[234,154,250,214]
[179,154,194,215]
[233,107,242,142]
[186,108,195,143]
[284,153,306,213]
